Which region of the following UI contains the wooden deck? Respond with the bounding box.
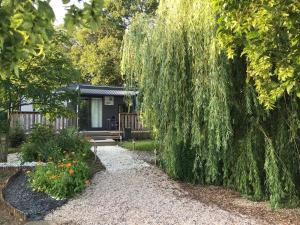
[10,112,145,132]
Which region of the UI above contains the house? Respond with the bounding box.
[70,84,138,131]
[10,84,144,133]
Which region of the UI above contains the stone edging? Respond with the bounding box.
[0,167,33,222]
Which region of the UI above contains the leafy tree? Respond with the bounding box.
[122,0,300,208]
[70,25,122,85]
[0,0,105,161]
[0,29,80,161]
[0,30,80,118]
[69,0,158,85]
[0,0,55,77]
[213,0,300,109]
[103,0,158,29]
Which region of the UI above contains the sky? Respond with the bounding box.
[50,0,84,25]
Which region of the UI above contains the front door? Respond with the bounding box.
[91,98,103,128]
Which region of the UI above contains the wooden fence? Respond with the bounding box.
[118,113,144,131]
[10,112,76,131]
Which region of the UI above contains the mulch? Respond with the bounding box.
[3,172,67,221]
[180,183,300,225]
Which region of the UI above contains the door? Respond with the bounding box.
[91,98,103,128]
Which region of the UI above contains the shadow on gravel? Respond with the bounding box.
[3,172,66,221]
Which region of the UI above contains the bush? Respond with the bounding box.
[29,159,91,199]
[54,127,91,156]
[20,125,91,163]
[29,124,55,144]
[8,126,26,148]
[21,141,62,162]
[20,125,93,199]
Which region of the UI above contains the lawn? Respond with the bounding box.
[120,140,156,151]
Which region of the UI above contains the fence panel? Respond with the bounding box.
[10,112,76,131]
[118,113,144,131]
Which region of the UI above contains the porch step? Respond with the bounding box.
[91,136,121,141]
[81,131,121,136]
[90,139,117,146]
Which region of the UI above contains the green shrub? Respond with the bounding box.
[20,125,91,163]
[8,126,26,148]
[54,127,91,156]
[29,124,55,144]
[21,140,63,162]
[29,159,91,199]
[20,143,38,162]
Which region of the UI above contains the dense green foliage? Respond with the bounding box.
[121,0,300,208]
[0,0,55,76]
[69,0,158,85]
[0,30,80,119]
[213,0,300,109]
[70,26,123,85]
[21,125,91,163]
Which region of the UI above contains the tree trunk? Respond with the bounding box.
[0,99,12,163]
[0,135,8,162]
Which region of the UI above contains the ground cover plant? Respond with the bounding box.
[121,0,300,208]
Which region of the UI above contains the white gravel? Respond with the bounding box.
[0,153,38,168]
[45,146,266,225]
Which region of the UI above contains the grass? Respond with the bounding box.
[120,140,156,151]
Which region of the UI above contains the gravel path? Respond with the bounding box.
[0,153,39,168]
[45,146,266,225]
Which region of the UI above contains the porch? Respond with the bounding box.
[9,112,145,133]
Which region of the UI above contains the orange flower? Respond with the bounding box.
[66,163,72,168]
[69,169,75,175]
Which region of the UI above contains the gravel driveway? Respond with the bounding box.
[45,146,265,225]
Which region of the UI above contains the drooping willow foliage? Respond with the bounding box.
[121,0,300,208]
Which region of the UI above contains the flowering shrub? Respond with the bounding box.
[21,125,94,199]
[29,159,91,199]
[21,126,91,162]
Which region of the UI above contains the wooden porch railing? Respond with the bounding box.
[118,113,144,131]
[10,112,76,131]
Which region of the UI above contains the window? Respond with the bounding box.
[104,96,114,105]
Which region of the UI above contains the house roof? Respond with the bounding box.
[68,84,138,96]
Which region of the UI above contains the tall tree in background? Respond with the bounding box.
[70,22,123,85]
[69,0,158,85]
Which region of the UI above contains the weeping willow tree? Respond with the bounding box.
[121,0,300,208]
